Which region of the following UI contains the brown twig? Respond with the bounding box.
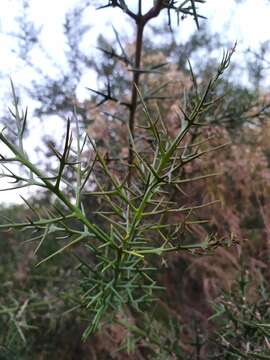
[127,0,165,185]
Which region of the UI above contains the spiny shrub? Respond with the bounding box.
[0,0,236,342]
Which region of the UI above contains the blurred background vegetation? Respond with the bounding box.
[1,0,270,359]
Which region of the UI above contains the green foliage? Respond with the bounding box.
[1,1,269,358]
[0,45,235,336]
[1,0,227,339]
[210,265,270,359]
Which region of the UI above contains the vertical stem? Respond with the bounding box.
[127,0,165,185]
[138,0,142,16]
[127,20,144,185]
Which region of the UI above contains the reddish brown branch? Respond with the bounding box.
[127,0,165,185]
[127,21,144,185]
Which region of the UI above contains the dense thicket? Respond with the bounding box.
[1,1,270,359]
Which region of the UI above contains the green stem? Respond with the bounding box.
[0,133,110,244]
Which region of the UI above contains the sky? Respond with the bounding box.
[0,0,270,204]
